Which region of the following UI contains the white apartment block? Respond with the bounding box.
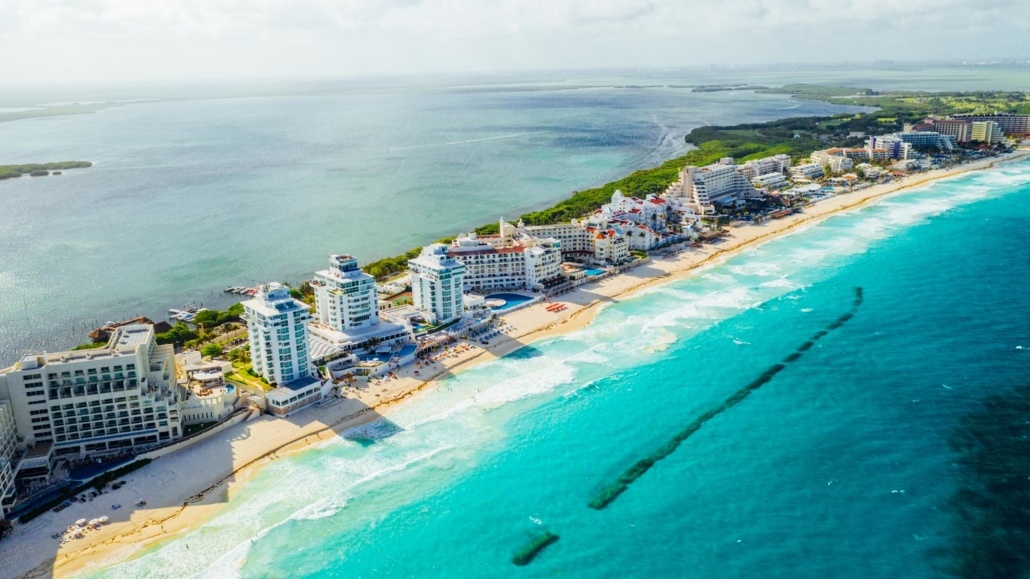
[790,162,825,180]
[1,401,16,516]
[599,190,668,230]
[312,255,379,332]
[243,283,312,386]
[827,156,854,173]
[0,324,182,463]
[409,244,466,324]
[856,163,885,178]
[896,131,957,151]
[752,172,789,189]
[524,242,563,288]
[450,221,564,292]
[523,221,590,254]
[671,161,757,215]
[583,225,630,263]
[865,136,913,160]
[811,148,871,165]
[736,153,791,181]
[525,218,632,264]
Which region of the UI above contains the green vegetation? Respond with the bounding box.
[71,341,106,351]
[200,343,224,358]
[759,84,875,99]
[693,84,769,93]
[227,360,273,392]
[155,322,199,346]
[0,161,92,180]
[228,346,250,363]
[192,302,244,329]
[288,281,316,305]
[364,238,452,280]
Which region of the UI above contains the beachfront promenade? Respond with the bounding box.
[1,148,1028,578]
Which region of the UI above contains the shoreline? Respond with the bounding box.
[6,149,1028,578]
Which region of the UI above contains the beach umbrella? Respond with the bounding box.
[98,516,109,523]
[76,518,87,526]
[89,519,99,526]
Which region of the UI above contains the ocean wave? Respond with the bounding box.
[291,495,350,521]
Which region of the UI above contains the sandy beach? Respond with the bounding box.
[3,149,1027,579]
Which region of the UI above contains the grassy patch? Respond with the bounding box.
[0,161,92,180]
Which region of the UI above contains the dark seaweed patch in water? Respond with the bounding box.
[588,288,863,511]
[936,384,1030,578]
[512,532,559,566]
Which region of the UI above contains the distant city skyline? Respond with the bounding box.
[1,0,1028,84]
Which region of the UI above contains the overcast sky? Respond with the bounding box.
[1,0,1028,84]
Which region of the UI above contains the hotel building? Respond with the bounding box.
[970,121,1005,144]
[895,131,957,151]
[450,220,564,292]
[243,283,312,386]
[307,255,411,358]
[790,162,825,180]
[312,255,378,333]
[670,160,757,215]
[752,172,789,189]
[409,244,466,324]
[524,219,632,264]
[865,136,913,160]
[736,154,791,181]
[930,119,972,143]
[0,324,182,465]
[1,401,17,517]
[951,112,1029,136]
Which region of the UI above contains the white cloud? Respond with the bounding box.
[0,0,1026,83]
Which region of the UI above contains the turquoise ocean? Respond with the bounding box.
[84,159,1030,577]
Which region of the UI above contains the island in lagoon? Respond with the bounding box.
[0,161,92,180]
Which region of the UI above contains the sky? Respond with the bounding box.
[1,0,1028,84]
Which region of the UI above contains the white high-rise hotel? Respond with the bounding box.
[409,244,466,324]
[312,255,378,332]
[670,160,757,215]
[243,283,312,385]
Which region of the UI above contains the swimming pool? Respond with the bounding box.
[486,292,535,312]
[584,268,606,277]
